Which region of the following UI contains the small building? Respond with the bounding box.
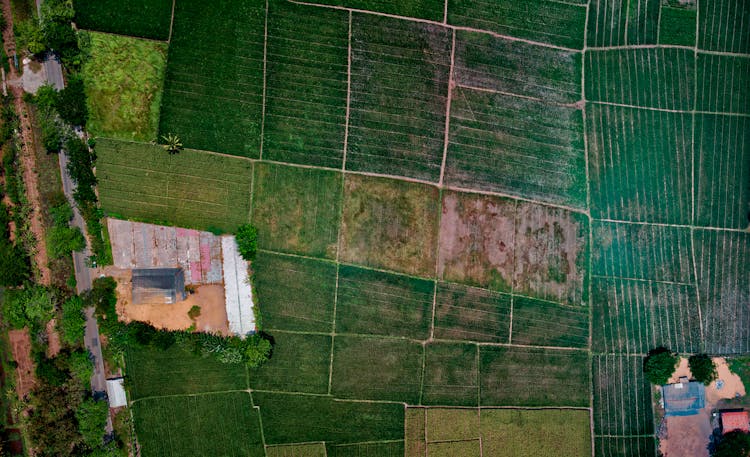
[721,410,749,434]
[106,377,127,408]
[662,380,706,416]
[131,267,186,304]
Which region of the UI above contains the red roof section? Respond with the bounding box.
[721,411,750,434]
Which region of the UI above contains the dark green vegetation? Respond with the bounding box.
[422,342,478,405]
[235,224,258,260]
[643,347,679,385]
[593,355,654,436]
[689,354,718,385]
[594,436,657,457]
[659,6,697,46]
[713,430,750,457]
[587,0,659,46]
[433,282,511,343]
[249,331,331,394]
[511,296,588,348]
[312,0,443,21]
[73,0,172,40]
[697,54,750,115]
[698,0,750,54]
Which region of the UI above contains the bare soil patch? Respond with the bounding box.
[8,329,35,399]
[46,319,61,358]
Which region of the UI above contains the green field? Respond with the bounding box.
[594,436,657,457]
[659,6,697,46]
[158,0,265,156]
[327,441,405,456]
[132,392,264,457]
[433,282,512,343]
[586,0,659,46]
[696,54,750,114]
[592,355,654,436]
[266,443,327,457]
[262,0,348,168]
[698,0,750,53]
[427,440,480,456]
[82,32,167,142]
[346,13,451,181]
[74,0,172,40]
[510,296,588,348]
[422,342,479,405]
[96,139,253,232]
[252,163,342,259]
[312,0,443,21]
[425,408,479,440]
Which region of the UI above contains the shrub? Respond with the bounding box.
[713,430,750,457]
[60,296,86,346]
[235,224,258,260]
[187,305,201,320]
[55,75,88,126]
[643,347,679,385]
[0,242,29,286]
[47,224,86,259]
[689,354,718,385]
[67,349,93,388]
[75,398,108,448]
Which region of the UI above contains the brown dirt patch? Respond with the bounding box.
[661,409,712,457]
[668,357,693,383]
[8,329,35,399]
[706,357,745,404]
[45,319,61,358]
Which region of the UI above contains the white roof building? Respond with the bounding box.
[106,377,127,408]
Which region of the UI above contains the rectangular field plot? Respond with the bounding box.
[346,14,451,181]
[133,392,264,457]
[426,440,480,456]
[591,277,702,354]
[695,229,750,354]
[698,0,750,53]
[434,282,511,343]
[585,49,694,111]
[252,163,342,259]
[262,0,348,168]
[158,0,265,156]
[340,175,440,277]
[426,408,479,441]
[335,265,434,339]
[659,6,697,47]
[422,342,479,406]
[254,392,404,444]
[481,409,591,457]
[592,221,695,282]
[592,355,653,435]
[444,88,587,208]
[453,30,582,104]
[586,0,659,47]
[73,0,172,40]
[447,0,587,49]
[266,443,327,457]
[248,332,331,394]
[511,296,589,348]
[253,252,337,332]
[696,54,750,115]
[479,346,589,407]
[327,441,404,456]
[331,336,423,403]
[594,436,657,457]
[310,0,444,21]
[695,115,750,229]
[587,105,692,224]
[97,139,254,232]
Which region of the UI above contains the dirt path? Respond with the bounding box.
[1,0,51,285]
[8,329,35,399]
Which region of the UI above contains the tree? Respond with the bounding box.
[160,133,183,154]
[713,430,750,457]
[235,224,258,260]
[188,305,201,320]
[46,225,86,259]
[55,75,88,126]
[59,296,86,346]
[0,242,29,286]
[689,354,717,385]
[75,399,108,449]
[643,347,679,385]
[14,20,45,55]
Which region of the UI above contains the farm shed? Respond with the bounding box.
[662,380,706,416]
[132,268,187,304]
[106,377,127,408]
[721,410,749,434]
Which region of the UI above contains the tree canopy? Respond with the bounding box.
[235,224,258,261]
[713,430,750,457]
[643,347,679,385]
[689,354,718,385]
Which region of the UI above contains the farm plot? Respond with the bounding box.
[586,105,692,224]
[695,114,750,229]
[327,441,405,456]
[421,342,479,406]
[266,443,327,457]
[262,0,348,168]
[447,0,587,49]
[125,345,248,400]
[453,30,582,104]
[592,355,653,435]
[694,229,750,354]
[658,5,697,47]
[309,0,444,21]
[335,265,434,339]
[698,0,750,53]
[591,277,702,354]
[158,0,265,156]
[251,163,342,259]
[96,139,253,232]
[426,408,479,441]
[252,252,337,332]
[426,440,480,456]
[444,87,587,208]
[132,392,264,457]
[510,296,589,348]
[696,54,750,115]
[82,32,167,142]
[340,175,440,277]
[594,436,657,457]
[586,0,659,47]
[254,392,404,444]
[331,335,423,403]
[248,332,331,394]
[433,282,511,343]
[346,14,451,181]
[591,221,695,283]
[73,0,172,40]
[406,409,426,457]
[479,346,589,407]
[585,49,695,111]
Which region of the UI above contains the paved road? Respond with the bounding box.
[42,55,64,90]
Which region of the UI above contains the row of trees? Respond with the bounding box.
[643,347,718,385]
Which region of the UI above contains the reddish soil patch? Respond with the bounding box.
[661,410,712,457]
[8,329,35,399]
[45,319,61,358]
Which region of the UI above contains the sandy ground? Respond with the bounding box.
[8,329,35,399]
[45,319,61,358]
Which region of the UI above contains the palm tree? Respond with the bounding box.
[161,133,183,154]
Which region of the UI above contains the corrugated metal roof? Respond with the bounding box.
[663,381,706,416]
[106,378,127,408]
[721,410,749,434]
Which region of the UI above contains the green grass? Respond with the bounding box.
[447,0,587,49]
[263,0,348,168]
[479,346,589,407]
[82,32,167,142]
[594,436,657,457]
[346,13,451,181]
[73,0,172,40]
[124,345,247,400]
[698,0,750,53]
[728,357,750,391]
[422,342,478,406]
[253,252,337,333]
[481,409,591,457]
[331,335,423,403]
[335,265,434,339]
[326,441,405,456]
[586,0,659,47]
[96,139,253,232]
[433,282,511,343]
[425,408,479,441]
[659,6,697,46]
[511,296,589,348]
[254,392,404,444]
[252,163,342,259]
[427,440,480,456]
[592,355,653,435]
[696,54,750,115]
[266,443,327,457]
[310,0,443,21]
[340,175,440,277]
[158,0,265,156]
[444,87,587,208]
[248,332,331,394]
[132,392,264,457]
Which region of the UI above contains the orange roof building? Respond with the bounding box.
[721,410,750,434]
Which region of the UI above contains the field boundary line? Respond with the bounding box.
[444,185,588,214]
[341,10,352,172]
[130,389,251,404]
[167,0,176,43]
[418,343,426,404]
[593,217,749,233]
[437,29,455,187]
[259,0,270,160]
[587,43,750,57]
[455,83,581,108]
[589,100,750,117]
[590,274,694,287]
[442,0,448,23]
[594,434,660,438]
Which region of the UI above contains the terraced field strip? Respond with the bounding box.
[586,0,659,47]
[697,0,750,54]
[592,355,653,436]
[696,53,750,115]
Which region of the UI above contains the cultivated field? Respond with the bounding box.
[510,296,588,348]
[697,0,750,53]
[594,436,657,457]
[433,282,511,343]
[592,355,654,436]
[422,342,479,405]
[658,5,697,46]
[73,0,172,40]
[586,0,659,46]
[696,54,750,114]
[312,0,444,21]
